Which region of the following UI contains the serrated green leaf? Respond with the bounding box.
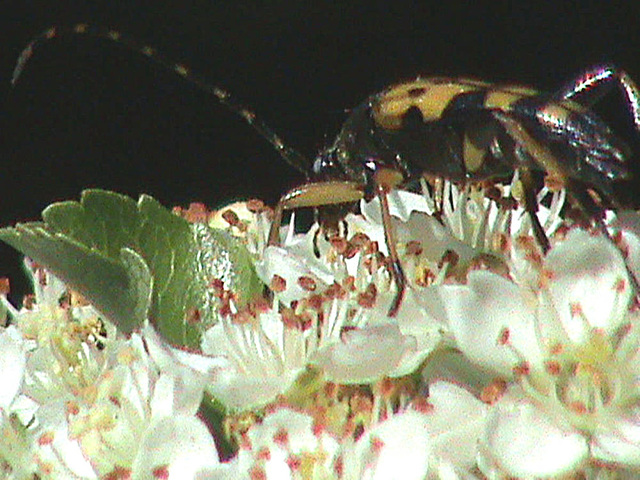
[0,224,151,334]
[0,189,265,349]
[43,190,141,258]
[136,194,204,347]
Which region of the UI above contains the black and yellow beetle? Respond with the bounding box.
[12,26,640,316]
[272,69,640,315]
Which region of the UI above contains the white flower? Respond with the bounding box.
[23,319,224,478]
[231,382,487,480]
[201,308,312,410]
[437,228,640,477]
[341,381,487,480]
[0,325,27,411]
[232,406,340,479]
[0,325,37,479]
[5,181,632,478]
[202,199,443,410]
[359,179,564,273]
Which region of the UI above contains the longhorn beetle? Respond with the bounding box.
[11,25,640,316]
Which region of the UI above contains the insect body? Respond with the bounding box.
[12,26,640,316]
[268,70,640,315]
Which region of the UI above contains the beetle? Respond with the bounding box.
[270,70,640,315]
[11,25,640,317]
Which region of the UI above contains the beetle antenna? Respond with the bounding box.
[11,24,312,177]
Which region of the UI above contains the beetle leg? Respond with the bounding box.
[494,112,569,252]
[377,185,406,317]
[518,168,551,253]
[496,111,640,302]
[268,175,405,316]
[371,168,406,317]
[554,65,640,131]
[267,180,365,245]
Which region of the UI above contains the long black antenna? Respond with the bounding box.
[11,24,311,177]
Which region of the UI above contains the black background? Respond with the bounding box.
[1,1,640,300]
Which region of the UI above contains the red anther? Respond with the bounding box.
[297,276,317,292]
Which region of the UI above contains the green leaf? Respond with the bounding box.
[0,223,151,334]
[0,189,264,349]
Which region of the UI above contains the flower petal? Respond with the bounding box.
[425,382,488,467]
[543,229,632,342]
[0,326,27,410]
[437,271,541,375]
[131,414,228,480]
[481,389,588,478]
[344,409,433,480]
[592,407,640,467]
[314,323,417,383]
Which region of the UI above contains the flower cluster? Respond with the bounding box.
[3,180,640,479]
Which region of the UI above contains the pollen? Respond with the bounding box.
[273,427,289,446]
[0,277,9,295]
[480,378,507,404]
[545,360,562,375]
[512,362,530,376]
[405,240,423,256]
[357,283,377,308]
[297,276,317,292]
[570,302,583,317]
[614,278,627,293]
[497,327,510,346]
[37,431,54,446]
[152,465,170,479]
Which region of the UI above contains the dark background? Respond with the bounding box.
[1,1,640,300]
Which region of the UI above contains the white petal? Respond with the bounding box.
[437,271,541,375]
[255,246,333,304]
[592,407,640,467]
[401,212,476,265]
[207,362,298,410]
[544,229,631,342]
[360,190,431,223]
[373,289,443,376]
[131,415,229,480]
[344,410,433,480]
[143,324,218,415]
[314,323,416,383]
[0,326,27,410]
[482,390,588,478]
[143,324,221,377]
[425,381,488,471]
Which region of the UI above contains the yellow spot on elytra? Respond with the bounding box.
[374,79,486,129]
[463,133,485,173]
[484,90,525,110]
